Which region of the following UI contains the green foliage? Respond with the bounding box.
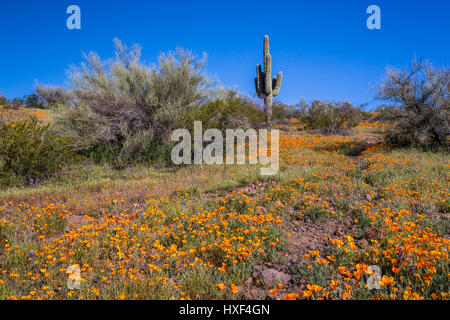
[0,118,75,187]
[271,102,298,122]
[24,93,46,109]
[301,100,361,135]
[191,98,264,131]
[0,94,8,106]
[287,258,328,287]
[10,97,24,106]
[180,264,227,299]
[81,140,172,168]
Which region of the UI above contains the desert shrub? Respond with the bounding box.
[300,100,361,135]
[34,84,73,108]
[376,59,449,148]
[191,98,264,131]
[164,97,265,167]
[52,39,213,164]
[0,118,75,187]
[272,101,298,122]
[23,93,46,109]
[360,111,377,122]
[10,97,24,106]
[293,99,313,119]
[0,94,8,106]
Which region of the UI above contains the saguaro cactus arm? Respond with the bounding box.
[272,71,283,96]
[255,64,265,98]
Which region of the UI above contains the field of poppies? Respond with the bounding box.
[0,116,448,300]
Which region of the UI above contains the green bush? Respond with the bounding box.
[81,140,173,168]
[0,94,8,106]
[301,100,361,135]
[271,101,298,122]
[24,93,45,109]
[191,98,264,131]
[0,118,75,187]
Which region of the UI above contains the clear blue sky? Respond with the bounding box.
[1,0,449,108]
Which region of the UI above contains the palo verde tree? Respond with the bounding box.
[254,35,283,128]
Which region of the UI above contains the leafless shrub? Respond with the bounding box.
[376,58,449,147]
[300,100,362,135]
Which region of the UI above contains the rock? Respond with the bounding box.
[260,268,291,287]
[287,206,296,216]
[364,227,382,240]
[345,216,353,226]
[359,239,369,248]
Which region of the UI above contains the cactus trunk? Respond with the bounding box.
[264,94,273,128]
[254,35,282,128]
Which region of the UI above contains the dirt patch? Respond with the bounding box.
[244,210,366,298]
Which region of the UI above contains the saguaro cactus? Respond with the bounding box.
[254,35,282,128]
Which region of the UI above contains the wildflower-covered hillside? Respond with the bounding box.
[0,120,448,300]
